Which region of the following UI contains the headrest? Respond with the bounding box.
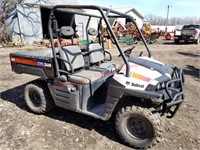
[88,28,98,36]
[60,26,74,36]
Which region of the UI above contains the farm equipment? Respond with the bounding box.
[165,32,174,40]
[135,24,163,44]
[109,21,161,44]
[10,5,185,149]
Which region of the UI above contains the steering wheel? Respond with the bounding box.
[118,45,136,57]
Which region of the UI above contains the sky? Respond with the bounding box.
[78,0,200,18]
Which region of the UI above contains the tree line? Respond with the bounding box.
[0,0,19,43]
[145,14,200,25]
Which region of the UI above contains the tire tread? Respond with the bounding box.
[115,105,163,149]
[24,80,54,114]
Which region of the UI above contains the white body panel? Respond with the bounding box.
[115,58,163,90]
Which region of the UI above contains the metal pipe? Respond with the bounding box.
[48,11,60,78]
[52,5,133,17]
[97,7,130,77]
[166,99,183,107]
[131,16,151,57]
[86,16,91,50]
[55,8,102,19]
[48,5,153,77]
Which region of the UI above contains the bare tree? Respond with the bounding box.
[0,0,16,43]
[145,14,200,25]
[145,14,165,25]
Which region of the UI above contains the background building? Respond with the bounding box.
[2,0,84,43]
[1,1,145,43]
[113,8,144,29]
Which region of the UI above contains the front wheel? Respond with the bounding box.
[115,106,163,149]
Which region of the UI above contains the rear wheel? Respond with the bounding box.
[195,38,199,44]
[24,81,54,114]
[115,106,163,149]
[174,40,179,44]
[185,40,189,44]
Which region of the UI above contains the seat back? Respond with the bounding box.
[88,28,104,64]
[59,26,85,72]
[60,46,85,71]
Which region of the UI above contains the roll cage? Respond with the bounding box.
[48,5,151,78]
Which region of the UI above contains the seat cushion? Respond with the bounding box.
[68,70,103,84]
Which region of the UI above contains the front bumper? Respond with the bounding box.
[156,67,185,117]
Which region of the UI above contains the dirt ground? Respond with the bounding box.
[0,40,200,150]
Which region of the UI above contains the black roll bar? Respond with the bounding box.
[48,5,152,78]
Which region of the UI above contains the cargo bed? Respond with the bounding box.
[10,49,56,79]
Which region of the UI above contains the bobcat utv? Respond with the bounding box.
[10,5,185,149]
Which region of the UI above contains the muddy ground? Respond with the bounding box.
[0,40,200,150]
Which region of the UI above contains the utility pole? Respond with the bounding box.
[165,5,169,33]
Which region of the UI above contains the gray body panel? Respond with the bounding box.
[128,57,173,76]
[48,74,114,120]
[48,82,80,111]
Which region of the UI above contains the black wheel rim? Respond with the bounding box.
[29,90,41,107]
[125,114,152,139]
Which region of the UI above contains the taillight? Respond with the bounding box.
[194,30,198,36]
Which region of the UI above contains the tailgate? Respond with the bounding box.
[10,50,55,79]
[181,29,194,36]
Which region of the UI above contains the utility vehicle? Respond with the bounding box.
[10,5,185,149]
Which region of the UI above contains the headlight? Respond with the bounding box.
[156,83,161,90]
[146,82,166,91]
[156,82,166,91]
[161,82,165,88]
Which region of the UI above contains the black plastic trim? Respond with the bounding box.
[14,64,48,79]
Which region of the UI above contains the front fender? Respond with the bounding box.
[104,78,163,120]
